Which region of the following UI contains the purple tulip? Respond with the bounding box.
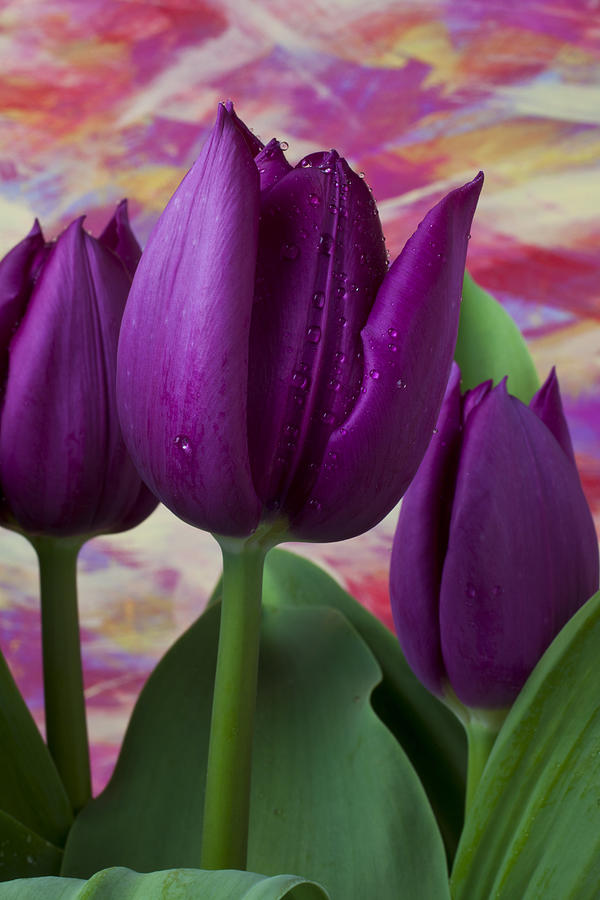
[117,102,483,541]
[390,364,599,709]
[0,204,157,537]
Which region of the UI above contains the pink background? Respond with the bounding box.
[1,0,599,793]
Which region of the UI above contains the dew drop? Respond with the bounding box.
[335,351,346,362]
[313,291,325,308]
[388,327,398,338]
[388,343,397,352]
[329,378,342,392]
[308,192,320,206]
[174,434,192,455]
[339,426,347,435]
[307,325,321,344]
[369,369,380,380]
[328,450,338,459]
[321,410,335,424]
[319,233,334,255]
[280,242,298,260]
[338,315,347,326]
[396,379,407,389]
[292,370,309,389]
[301,158,312,168]
[279,140,289,151]
[432,427,439,434]
[285,423,299,437]
[358,171,366,178]
[308,498,322,511]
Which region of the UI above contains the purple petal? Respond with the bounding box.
[390,364,463,697]
[0,220,46,360]
[0,220,140,536]
[117,103,262,537]
[529,366,576,464]
[99,199,142,278]
[255,139,293,192]
[439,382,599,707]
[462,378,493,421]
[292,172,483,541]
[246,151,387,515]
[224,100,264,157]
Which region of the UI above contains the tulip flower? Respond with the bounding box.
[390,364,599,712]
[0,204,157,812]
[0,203,157,538]
[117,102,483,543]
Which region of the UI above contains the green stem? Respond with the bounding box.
[200,538,267,870]
[33,535,91,812]
[464,716,503,815]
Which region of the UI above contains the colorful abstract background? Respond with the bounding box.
[1,0,599,793]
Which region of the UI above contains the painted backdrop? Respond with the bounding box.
[1,0,599,792]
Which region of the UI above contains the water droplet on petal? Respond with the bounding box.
[292,370,309,389]
[279,140,289,151]
[321,410,335,424]
[307,325,321,344]
[313,291,325,308]
[174,434,192,455]
[388,343,397,352]
[329,378,342,392]
[396,379,407,389]
[319,233,334,255]
[308,498,322,511]
[369,369,380,380]
[388,327,398,338]
[308,192,320,206]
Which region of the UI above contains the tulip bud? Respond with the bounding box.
[0,204,157,538]
[117,103,483,542]
[390,364,599,709]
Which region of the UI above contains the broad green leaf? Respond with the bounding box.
[0,809,62,883]
[0,865,330,899]
[259,549,466,860]
[0,651,72,850]
[455,271,540,402]
[62,603,450,899]
[451,589,600,899]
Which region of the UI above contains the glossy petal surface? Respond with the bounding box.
[247,152,387,519]
[0,221,140,535]
[390,364,463,696]
[529,366,576,464]
[99,199,142,278]
[117,104,262,537]
[440,383,599,707]
[293,172,483,541]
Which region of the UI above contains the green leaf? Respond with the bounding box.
[62,601,449,899]
[0,809,62,883]
[259,549,466,861]
[455,271,540,402]
[0,650,72,853]
[0,865,330,899]
[451,590,600,899]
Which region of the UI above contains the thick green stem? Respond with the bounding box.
[464,716,503,815]
[33,535,91,812]
[200,539,267,870]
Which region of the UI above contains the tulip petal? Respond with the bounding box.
[390,364,463,697]
[117,104,262,536]
[440,383,599,707]
[0,221,137,535]
[246,152,387,514]
[0,221,46,367]
[292,172,483,541]
[224,100,264,157]
[255,139,293,192]
[99,199,142,277]
[529,366,576,464]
